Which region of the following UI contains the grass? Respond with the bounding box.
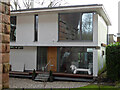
[77,84,117,90]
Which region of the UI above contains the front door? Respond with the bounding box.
[47,47,57,72]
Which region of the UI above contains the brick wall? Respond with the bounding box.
[0,0,10,89]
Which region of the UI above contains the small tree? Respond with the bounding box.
[10,0,67,10]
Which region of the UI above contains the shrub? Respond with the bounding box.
[106,42,120,81]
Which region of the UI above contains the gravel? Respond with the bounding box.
[9,77,90,88]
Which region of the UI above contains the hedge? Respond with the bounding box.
[106,42,120,81]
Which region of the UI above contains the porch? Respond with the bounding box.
[9,71,93,82]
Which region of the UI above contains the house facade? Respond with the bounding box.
[10,4,111,77]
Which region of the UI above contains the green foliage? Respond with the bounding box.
[106,42,120,81]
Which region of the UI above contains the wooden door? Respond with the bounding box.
[47,47,57,72]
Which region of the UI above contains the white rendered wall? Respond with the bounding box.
[98,15,107,45]
[11,14,34,45]
[93,49,98,77]
[10,47,37,71]
[11,12,98,47]
[97,15,107,74]
[38,13,58,44]
[93,14,107,77]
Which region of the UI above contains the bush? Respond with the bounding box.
[106,42,120,81]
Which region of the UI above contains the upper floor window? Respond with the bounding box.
[58,12,93,41]
[10,16,16,41]
[34,14,38,41]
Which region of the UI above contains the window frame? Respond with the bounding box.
[58,12,94,42]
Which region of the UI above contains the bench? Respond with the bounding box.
[70,65,91,75]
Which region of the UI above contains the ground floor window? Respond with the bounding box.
[58,47,93,74]
[37,47,47,71]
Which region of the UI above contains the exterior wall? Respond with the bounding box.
[93,49,98,77]
[93,48,106,77]
[93,14,107,77]
[0,0,10,89]
[98,14,107,46]
[38,13,58,45]
[10,12,98,47]
[97,47,106,75]
[11,14,34,45]
[97,14,107,75]
[10,46,37,71]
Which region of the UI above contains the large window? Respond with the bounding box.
[59,12,93,41]
[37,47,47,71]
[58,47,93,74]
[34,14,38,41]
[10,16,16,41]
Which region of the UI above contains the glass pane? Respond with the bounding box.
[58,47,93,74]
[37,47,47,71]
[59,13,81,40]
[82,13,93,40]
[59,12,93,41]
[34,15,38,41]
[10,16,16,41]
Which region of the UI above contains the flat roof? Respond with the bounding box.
[11,4,111,26]
[11,4,102,12]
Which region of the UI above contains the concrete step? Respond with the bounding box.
[34,73,49,81]
[54,76,93,82]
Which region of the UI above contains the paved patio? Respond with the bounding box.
[9,77,90,88]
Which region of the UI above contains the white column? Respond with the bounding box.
[93,49,98,77]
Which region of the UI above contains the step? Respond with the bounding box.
[54,76,93,82]
[34,73,49,81]
[36,74,49,77]
[9,74,32,78]
[34,77,48,81]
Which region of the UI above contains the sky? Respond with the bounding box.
[11,0,119,34]
[66,0,119,34]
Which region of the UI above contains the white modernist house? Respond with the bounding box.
[10,4,111,77]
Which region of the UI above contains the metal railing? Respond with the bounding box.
[44,60,51,72]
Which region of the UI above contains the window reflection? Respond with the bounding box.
[59,12,93,41]
[10,16,16,41]
[58,47,93,74]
